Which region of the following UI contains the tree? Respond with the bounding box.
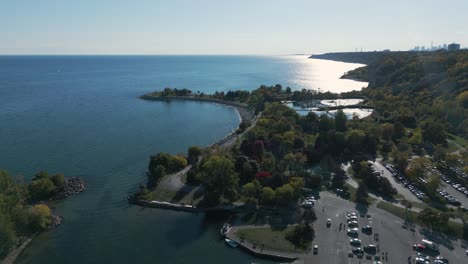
[51,174,65,189]
[285,223,314,249]
[380,123,395,142]
[29,177,56,201]
[356,183,369,204]
[30,204,52,231]
[201,155,239,203]
[275,184,295,205]
[331,166,346,188]
[334,109,348,132]
[0,213,17,258]
[457,91,468,108]
[426,175,440,194]
[260,187,275,205]
[242,180,261,202]
[433,144,447,161]
[290,177,304,198]
[187,146,202,164]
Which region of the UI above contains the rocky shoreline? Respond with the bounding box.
[54,177,87,200]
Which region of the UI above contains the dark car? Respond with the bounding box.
[352,247,364,256]
[362,225,373,233]
[364,245,377,254]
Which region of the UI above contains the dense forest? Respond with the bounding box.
[346,50,468,138]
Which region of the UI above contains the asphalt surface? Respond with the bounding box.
[304,192,468,264]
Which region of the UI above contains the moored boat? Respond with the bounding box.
[220,223,231,236]
[225,238,239,248]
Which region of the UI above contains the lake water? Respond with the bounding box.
[0,55,366,264]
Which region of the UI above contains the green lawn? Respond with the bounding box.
[449,134,468,149]
[235,226,310,253]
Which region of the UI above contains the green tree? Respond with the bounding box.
[285,223,314,249]
[201,155,239,203]
[334,109,348,132]
[260,187,275,205]
[29,177,56,201]
[29,204,52,231]
[0,213,17,258]
[457,91,468,108]
[50,174,65,189]
[356,183,369,204]
[380,123,395,142]
[242,180,261,202]
[187,146,202,165]
[275,184,295,205]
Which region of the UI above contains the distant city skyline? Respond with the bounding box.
[1,0,467,55]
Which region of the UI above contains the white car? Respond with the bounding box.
[415,257,429,264]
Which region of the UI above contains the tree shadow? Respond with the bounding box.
[170,185,193,203]
[355,203,369,217]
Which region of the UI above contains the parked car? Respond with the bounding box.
[352,247,364,256]
[326,218,331,227]
[362,225,372,233]
[364,244,377,254]
[350,238,361,246]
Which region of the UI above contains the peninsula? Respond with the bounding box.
[130,50,468,262]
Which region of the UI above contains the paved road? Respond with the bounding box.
[304,192,467,264]
[372,160,420,204]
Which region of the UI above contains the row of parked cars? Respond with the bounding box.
[345,212,376,258]
[384,164,427,200]
[436,187,461,206]
[440,160,467,180]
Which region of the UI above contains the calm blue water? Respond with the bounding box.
[0,55,364,264]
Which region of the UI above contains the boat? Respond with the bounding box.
[220,223,231,236]
[225,238,239,248]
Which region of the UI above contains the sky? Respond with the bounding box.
[1,0,467,55]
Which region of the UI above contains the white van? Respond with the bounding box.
[421,239,439,251]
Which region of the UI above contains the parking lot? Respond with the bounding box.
[304,192,467,264]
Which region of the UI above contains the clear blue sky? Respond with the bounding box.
[1,0,467,55]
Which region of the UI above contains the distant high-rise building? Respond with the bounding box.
[448,43,461,51]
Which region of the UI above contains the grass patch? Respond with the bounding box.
[236,226,310,253]
[376,201,465,239]
[448,134,468,149]
[149,189,178,201]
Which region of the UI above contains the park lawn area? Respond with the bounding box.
[235,226,310,253]
[149,188,178,201]
[448,133,468,149]
[376,201,464,239]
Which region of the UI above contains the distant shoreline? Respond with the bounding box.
[139,93,254,124]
